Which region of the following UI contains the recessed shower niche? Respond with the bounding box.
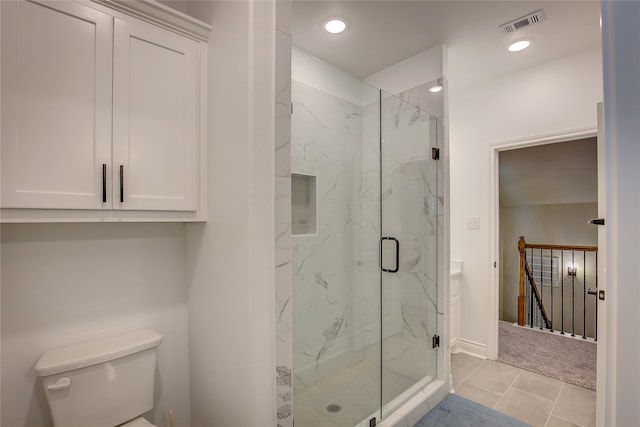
[291,173,317,235]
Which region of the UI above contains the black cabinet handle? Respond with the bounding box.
[102,164,107,203]
[119,165,124,203]
[588,218,605,226]
[381,236,400,273]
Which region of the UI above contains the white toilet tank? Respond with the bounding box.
[35,329,162,427]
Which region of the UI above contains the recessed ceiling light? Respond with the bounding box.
[324,18,346,34]
[508,39,531,52]
[429,79,443,93]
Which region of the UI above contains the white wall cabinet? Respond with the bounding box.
[1,0,210,222]
[112,17,199,212]
[1,1,113,211]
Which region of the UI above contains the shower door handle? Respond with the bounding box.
[381,236,399,273]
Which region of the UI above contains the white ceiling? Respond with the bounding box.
[293,2,601,207]
[292,0,602,88]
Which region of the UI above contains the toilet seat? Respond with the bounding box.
[120,417,156,427]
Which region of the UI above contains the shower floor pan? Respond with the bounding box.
[293,359,427,426]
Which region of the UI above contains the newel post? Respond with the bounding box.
[518,236,526,326]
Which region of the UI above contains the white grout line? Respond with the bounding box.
[548,413,587,427]
[543,383,565,427]
[492,368,523,409]
[451,355,484,388]
[457,359,485,385]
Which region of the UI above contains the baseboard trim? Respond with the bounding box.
[449,337,458,353]
[455,338,487,359]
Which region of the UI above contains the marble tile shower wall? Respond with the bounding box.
[291,80,367,391]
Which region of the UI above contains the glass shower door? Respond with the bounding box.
[290,69,440,426]
[379,90,439,418]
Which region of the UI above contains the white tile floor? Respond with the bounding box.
[452,353,596,427]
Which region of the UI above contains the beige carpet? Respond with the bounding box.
[498,320,596,390]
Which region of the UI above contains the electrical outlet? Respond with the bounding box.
[466,216,480,229]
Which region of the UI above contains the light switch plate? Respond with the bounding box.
[466,216,480,229]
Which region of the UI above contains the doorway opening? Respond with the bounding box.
[489,130,599,390]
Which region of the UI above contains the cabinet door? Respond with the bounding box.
[113,18,199,211]
[1,0,113,209]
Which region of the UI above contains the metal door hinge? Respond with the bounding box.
[431,147,440,160]
[432,334,440,348]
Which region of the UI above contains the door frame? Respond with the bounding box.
[487,126,598,360]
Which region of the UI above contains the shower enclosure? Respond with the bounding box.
[291,50,442,426]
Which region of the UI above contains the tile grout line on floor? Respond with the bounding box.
[542,382,565,427]
[491,368,523,410]
[454,354,486,388]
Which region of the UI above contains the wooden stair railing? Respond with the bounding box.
[517,236,598,336]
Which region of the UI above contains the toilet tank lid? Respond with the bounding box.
[35,329,162,377]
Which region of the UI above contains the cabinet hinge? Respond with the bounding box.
[431,147,440,160]
[432,334,440,349]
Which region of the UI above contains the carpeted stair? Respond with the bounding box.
[498,320,596,390]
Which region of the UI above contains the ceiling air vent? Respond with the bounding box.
[499,10,545,35]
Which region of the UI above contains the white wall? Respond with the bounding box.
[449,46,603,357]
[601,1,640,425]
[0,2,281,427]
[0,223,191,427]
[364,45,447,95]
[185,1,277,426]
[292,47,371,105]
